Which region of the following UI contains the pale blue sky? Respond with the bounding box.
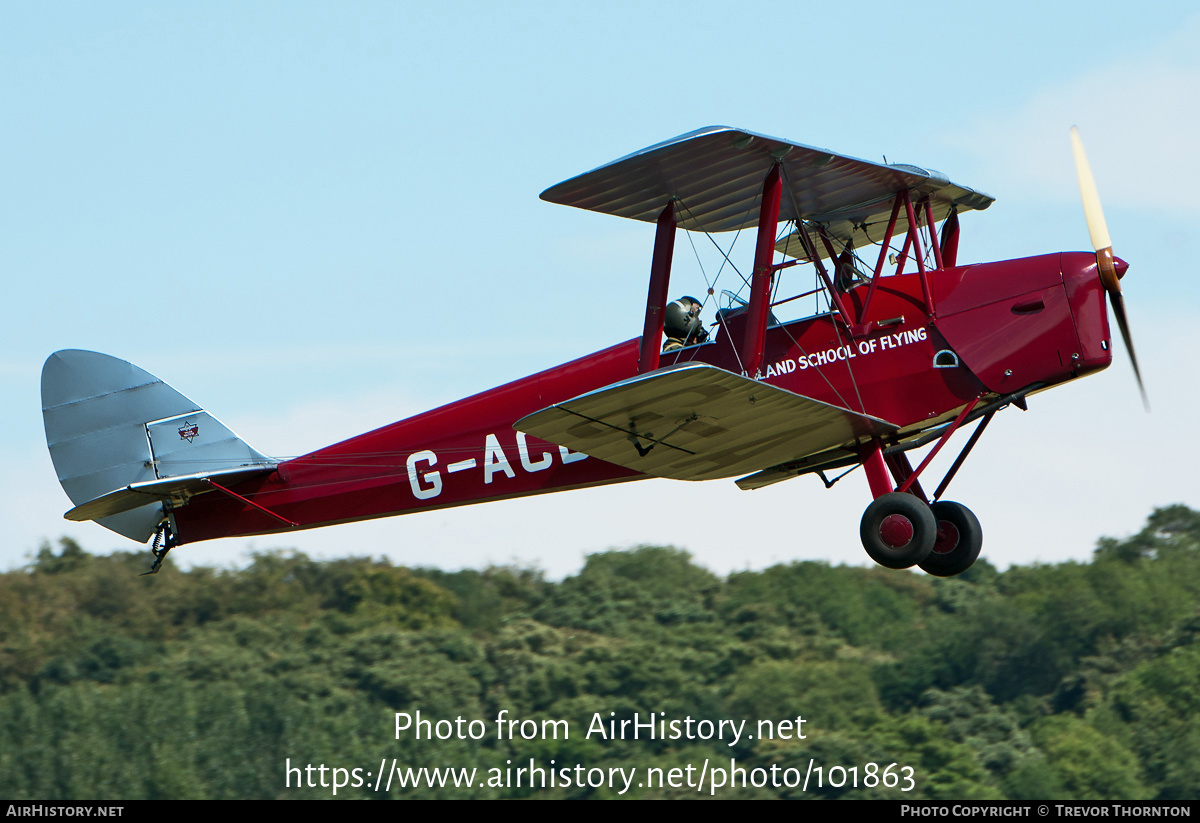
[3,2,1198,575]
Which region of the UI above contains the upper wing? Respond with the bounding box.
[515,362,896,481]
[773,190,962,262]
[540,126,992,237]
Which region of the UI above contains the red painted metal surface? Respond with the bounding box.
[939,208,960,269]
[924,199,944,271]
[930,520,960,554]
[885,451,925,501]
[935,254,1099,394]
[173,341,645,543]
[902,193,934,316]
[880,514,914,548]
[856,197,903,337]
[1062,250,1118,376]
[638,203,677,374]
[741,165,783,378]
[206,478,297,527]
[859,439,893,500]
[894,222,914,278]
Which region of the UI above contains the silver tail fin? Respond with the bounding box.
[41,350,275,542]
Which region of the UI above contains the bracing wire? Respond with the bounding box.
[778,165,867,412]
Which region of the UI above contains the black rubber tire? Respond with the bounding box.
[918,501,983,577]
[860,492,937,569]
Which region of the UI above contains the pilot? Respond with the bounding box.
[663,296,710,351]
[834,249,867,292]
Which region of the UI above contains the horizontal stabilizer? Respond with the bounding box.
[65,466,277,523]
[515,363,896,481]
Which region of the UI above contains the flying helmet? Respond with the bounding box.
[664,296,709,346]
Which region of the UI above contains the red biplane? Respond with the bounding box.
[42,126,1140,576]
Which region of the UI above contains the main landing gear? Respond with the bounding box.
[859,493,982,576]
[857,407,990,577]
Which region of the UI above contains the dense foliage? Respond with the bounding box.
[3,506,1200,799]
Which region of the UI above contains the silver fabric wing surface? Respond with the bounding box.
[515,362,897,482]
[540,126,993,235]
[773,195,964,263]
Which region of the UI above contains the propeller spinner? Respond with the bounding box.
[1070,126,1148,409]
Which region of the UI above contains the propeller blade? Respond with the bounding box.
[1070,126,1148,409]
[1108,291,1149,409]
[1070,126,1111,254]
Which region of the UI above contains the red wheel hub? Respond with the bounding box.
[880,514,914,548]
[932,520,961,554]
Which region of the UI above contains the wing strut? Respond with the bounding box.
[851,196,904,338]
[638,202,678,374]
[902,191,936,319]
[741,164,783,377]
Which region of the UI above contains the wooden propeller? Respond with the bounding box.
[1070,126,1148,409]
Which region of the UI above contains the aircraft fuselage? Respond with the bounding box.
[171,250,1113,545]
